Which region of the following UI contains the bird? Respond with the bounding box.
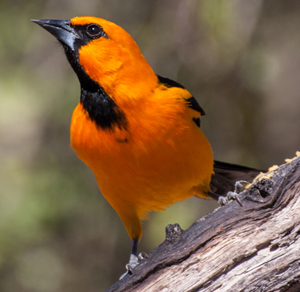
[32,16,261,274]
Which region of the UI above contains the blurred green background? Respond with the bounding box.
[1,0,300,291]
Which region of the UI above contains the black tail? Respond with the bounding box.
[210,160,263,196]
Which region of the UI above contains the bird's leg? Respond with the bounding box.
[127,238,139,271]
[207,180,251,207]
[119,238,148,280]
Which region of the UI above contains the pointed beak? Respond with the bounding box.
[31,19,77,50]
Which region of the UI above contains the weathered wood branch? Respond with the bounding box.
[106,154,300,292]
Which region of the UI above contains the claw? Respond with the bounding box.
[217,191,243,206]
[224,180,250,206]
[219,180,250,206]
[227,191,243,206]
[125,263,134,274]
[119,271,128,280]
[119,254,138,279]
[138,252,148,261]
[119,252,148,280]
[235,180,250,193]
[218,196,229,206]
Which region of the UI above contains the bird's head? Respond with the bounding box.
[32,17,156,97]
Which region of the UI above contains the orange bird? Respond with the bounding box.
[32,17,260,273]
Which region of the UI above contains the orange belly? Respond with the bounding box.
[70,102,213,240]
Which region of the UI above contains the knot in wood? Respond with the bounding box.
[257,178,273,197]
[248,178,273,203]
[165,223,183,243]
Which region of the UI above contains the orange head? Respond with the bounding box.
[32,17,157,103]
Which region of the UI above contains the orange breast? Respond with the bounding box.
[70,93,213,240]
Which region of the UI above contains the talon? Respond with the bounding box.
[217,191,243,206]
[119,267,133,280]
[218,196,229,206]
[138,252,148,260]
[235,180,250,194]
[119,251,149,280]
[119,269,130,280]
[119,258,138,280]
[236,195,243,207]
[126,263,134,274]
[227,191,243,206]
[119,272,128,280]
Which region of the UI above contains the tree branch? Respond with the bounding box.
[107,154,300,292]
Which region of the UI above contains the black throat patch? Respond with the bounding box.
[62,41,127,131]
[80,85,127,130]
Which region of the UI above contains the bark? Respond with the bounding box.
[106,154,300,292]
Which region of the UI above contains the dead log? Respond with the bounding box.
[106,154,300,292]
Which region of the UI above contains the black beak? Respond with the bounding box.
[31,19,77,50]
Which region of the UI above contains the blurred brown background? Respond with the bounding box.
[1,0,300,291]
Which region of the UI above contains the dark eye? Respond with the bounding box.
[87,24,101,37]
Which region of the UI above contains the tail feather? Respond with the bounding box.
[210,160,263,196]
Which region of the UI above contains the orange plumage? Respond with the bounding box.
[66,16,214,240]
[33,16,260,271]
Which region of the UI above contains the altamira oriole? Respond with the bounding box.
[32,16,261,274]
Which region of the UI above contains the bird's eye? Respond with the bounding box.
[87,24,101,37]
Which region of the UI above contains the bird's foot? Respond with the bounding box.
[119,252,148,280]
[218,191,243,206]
[234,180,251,193]
[218,180,250,206]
